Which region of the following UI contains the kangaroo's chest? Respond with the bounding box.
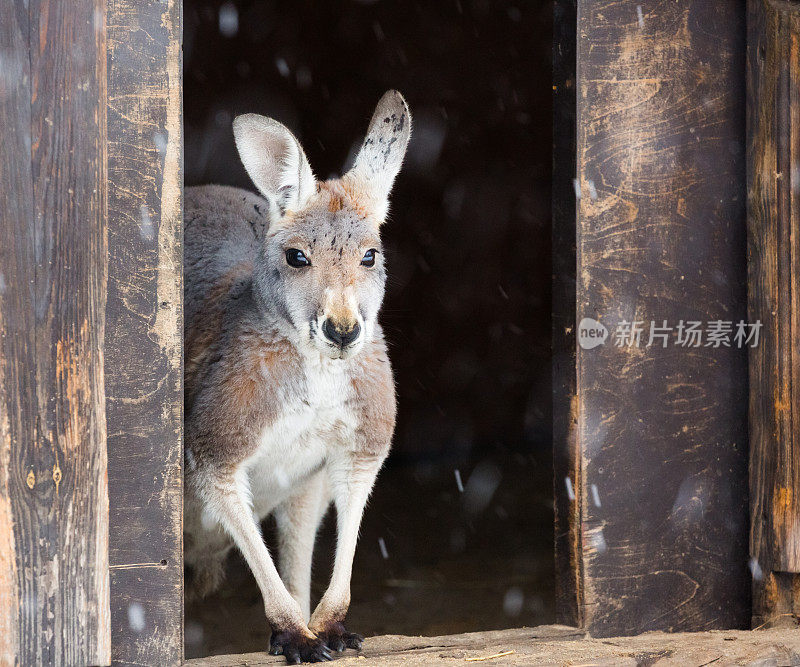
[246,364,356,516]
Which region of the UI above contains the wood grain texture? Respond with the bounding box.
[555,0,750,636]
[105,0,183,663]
[0,4,30,663]
[0,0,111,664]
[185,626,800,667]
[188,627,586,666]
[747,0,800,628]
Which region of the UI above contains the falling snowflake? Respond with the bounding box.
[128,602,146,633]
[218,2,238,38]
[454,469,464,493]
[378,537,389,559]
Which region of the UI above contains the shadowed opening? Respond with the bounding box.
[183,0,554,657]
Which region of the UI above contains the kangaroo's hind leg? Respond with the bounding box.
[274,472,331,621]
[185,492,235,600]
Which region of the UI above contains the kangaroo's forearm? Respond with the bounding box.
[310,455,385,631]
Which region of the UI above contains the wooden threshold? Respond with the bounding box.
[186,625,800,666]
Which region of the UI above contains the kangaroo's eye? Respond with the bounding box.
[361,249,377,267]
[285,249,310,268]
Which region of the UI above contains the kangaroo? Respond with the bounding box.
[183,91,410,663]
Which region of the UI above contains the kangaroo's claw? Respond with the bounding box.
[315,621,364,652]
[269,630,332,663]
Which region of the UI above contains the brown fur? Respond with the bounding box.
[187,326,305,471]
[351,341,397,458]
[319,179,374,221]
[185,261,253,399]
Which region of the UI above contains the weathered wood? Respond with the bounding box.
[0,0,110,663]
[105,0,183,663]
[747,0,800,629]
[188,626,586,666]
[552,0,581,631]
[105,0,183,664]
[186,626,800,667]
[554,1,750,636]
[0,4,31,663]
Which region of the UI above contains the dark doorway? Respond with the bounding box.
[183,0,554,657]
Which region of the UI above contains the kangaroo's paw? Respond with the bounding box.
[269,630,332,664]
[314,621,364,652]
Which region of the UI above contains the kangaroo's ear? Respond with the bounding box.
[233,114,316,218]
[344,90,411,223]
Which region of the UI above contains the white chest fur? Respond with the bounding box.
[246,356,357,519]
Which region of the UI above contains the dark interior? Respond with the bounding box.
[183,0,554,657]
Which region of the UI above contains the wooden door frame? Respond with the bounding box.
[105,0,184,664]
[553,0,798,637]
[0,0,111,662]
[746,0,800,630]
[3,0,800,664]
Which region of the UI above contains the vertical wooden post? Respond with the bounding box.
[105,0,183,663]
[554,0,751,636]
[747,0,800,629]
[0,0,111,663]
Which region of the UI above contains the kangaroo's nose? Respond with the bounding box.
[322,319,361,347]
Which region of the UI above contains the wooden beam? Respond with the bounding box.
[747,0,800,629]
[0,0,110,663]
[554,0,750,636]
[105,0,183,663]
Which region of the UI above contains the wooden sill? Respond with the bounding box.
[186,624,800,665]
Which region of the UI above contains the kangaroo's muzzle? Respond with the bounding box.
[322,318,361,347]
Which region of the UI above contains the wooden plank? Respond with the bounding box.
[186,626,800,667]
[188,626,587,666]
[747,0,800,628]
[552,0,581,631]
[105,0,183,663]
[0,3,32,662]
[0,0,111,663]
[554,0,750,636]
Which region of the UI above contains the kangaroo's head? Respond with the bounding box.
[233,91,411,360]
